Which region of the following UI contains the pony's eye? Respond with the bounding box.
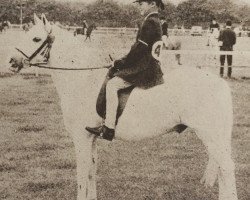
[33,37,42,42]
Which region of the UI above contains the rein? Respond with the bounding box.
[15,32,112,71]
[29,63,112,71]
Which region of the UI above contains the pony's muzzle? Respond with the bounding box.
[8,56,25,73]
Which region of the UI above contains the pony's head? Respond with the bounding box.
[9,13,54,73]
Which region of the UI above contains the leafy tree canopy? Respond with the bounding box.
[0,0,249,27]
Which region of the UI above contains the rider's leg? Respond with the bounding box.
[86,77,131,140]
[105,77,132,129]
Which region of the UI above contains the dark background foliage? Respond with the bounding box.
[0,0,250,28]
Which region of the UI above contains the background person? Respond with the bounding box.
[82,19,88,35]
[218,20,236,78]
[207,18,220,46]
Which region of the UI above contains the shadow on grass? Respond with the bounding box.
[23,181,65,193]
[42,100,55,104]
[48,159,76,170]
[36,78,51,85]
[0,162,16,172]
[5,99,29,106]
[235,123,250,128]
[0,72,13,78]
[17,125,45,133]
[21,73,50,79]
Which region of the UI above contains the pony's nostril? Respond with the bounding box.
[33,37,42,42]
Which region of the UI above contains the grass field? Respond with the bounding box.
[0,31,249,200]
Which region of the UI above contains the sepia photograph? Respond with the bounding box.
[0,0,249,199]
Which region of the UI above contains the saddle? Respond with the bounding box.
[96,77,134,125]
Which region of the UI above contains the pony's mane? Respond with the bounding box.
[50,24,109,70]
[48,24,108,97]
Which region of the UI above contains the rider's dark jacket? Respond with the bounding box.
[113,12,164,89]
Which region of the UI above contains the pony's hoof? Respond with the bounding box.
[200,175,216,188]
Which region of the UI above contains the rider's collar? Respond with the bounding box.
[226,26,231,29]
[144,12,159,21]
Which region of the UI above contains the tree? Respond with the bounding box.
[176,0,215,28]
[0,0,247,27]
[159,1,177,27]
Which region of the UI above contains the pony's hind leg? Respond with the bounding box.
[200,148,219,188]
[196,128,238,200]
[217,149,238,200]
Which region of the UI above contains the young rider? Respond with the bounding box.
[86,0,165,141]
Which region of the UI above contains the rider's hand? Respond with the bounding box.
[107,66,118,79]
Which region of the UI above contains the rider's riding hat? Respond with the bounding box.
[133,0,165,10]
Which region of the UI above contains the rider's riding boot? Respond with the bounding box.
[228,67,232,78]
[86,125,115,141]
[220,67,224,77]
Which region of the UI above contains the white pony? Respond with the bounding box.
[9,14,238,200]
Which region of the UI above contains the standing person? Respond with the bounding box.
[207,18,220,46]
[160,16,168,43]
[82,19,88,35]
[218,20,236,78]
[86,0,165,141]
[84,24,97,41]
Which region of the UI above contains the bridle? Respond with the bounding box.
[16,32,55,67]
[14,30,112,71]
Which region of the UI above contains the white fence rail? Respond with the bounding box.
[163,50,250,56]
[8,24,250,36]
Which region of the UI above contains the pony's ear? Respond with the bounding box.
[41,13,52,33]
[33,13,42,25]
[41,13,48,25]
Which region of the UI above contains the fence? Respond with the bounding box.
[8,24,250,37]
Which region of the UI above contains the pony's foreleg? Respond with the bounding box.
[200,149,219,188]
[86,139,98,200]
[72,131,96,200]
